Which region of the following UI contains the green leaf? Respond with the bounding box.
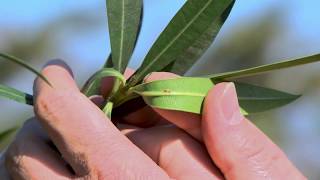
[102,101,114,118]
[210,53,320,80]
[106,0,143,73]
[0,127,18,151]
[130,77,299,114]
[104,5,143,69]
[131,78,213,114]
[0,84,33,105]
[0,127,18,143]
[81,68,126,97]
[127,0,234,86]
[235,82,300,114]
[0,53,51,86]
[166,1,235,75]
[104,54,113,68]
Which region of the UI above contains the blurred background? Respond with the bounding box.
[0,0,319,178]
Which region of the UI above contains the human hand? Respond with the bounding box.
[0,60,221,179]
[146,75,306,179]
[114,70,306,180]
[0,60,170,179]
[0,60,306,179]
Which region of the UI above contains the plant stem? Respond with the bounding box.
[103,101,114,118]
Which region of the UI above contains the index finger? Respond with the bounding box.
[33,60,169,179]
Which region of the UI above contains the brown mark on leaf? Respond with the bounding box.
[162,89,171,94]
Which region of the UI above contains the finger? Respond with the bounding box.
[34,59,79,93]
[0,152,10,180]
[34,61,169,179]
[153,109,202,140]
[202,83,306,179]
[4,119,72,179]
[113,98,167,128]
[89,95,105,108]
[145,72,202,140]
[119,124,223,180]
[117,106,166,128]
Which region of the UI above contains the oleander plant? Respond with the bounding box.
[1,0,320,142]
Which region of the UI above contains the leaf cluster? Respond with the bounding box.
[1,0,319,128]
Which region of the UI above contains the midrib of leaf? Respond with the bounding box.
[134,91,205,97]
[134,91,297,100]
[118,0,125,70]
[135,0,213,81]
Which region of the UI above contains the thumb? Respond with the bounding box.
[202,82,305,180]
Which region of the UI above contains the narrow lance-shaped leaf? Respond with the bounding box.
[0,53,51,86]
[0,84,33,105]
[104,54,113,68]
[106,0,143,73]
[165,0,235,75]
[104,5,144,69]
[235,82,300,114]
[127,0,234,86]
[210,53,320,80]
[81,68,126,97]
[130,77,300,115]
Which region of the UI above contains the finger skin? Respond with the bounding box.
[153,109,202,140]
[119,124,223,180]
[33,60,169,179]
[202,83,306,180]
[4,119,72,180]
[0,152,10,180]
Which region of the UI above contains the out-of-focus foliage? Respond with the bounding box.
[0,8,105,150]
[0,8,104,82]
[0,128,18,151]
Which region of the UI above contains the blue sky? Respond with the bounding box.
[1,0,320,70]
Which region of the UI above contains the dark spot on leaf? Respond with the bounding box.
[163,89,171,94]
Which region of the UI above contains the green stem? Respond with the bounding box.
[103,101,114,118]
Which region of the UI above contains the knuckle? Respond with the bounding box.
[5,153,32,180]
[229,127,267,160]
[35,90,80,121]
[98,166,165,180]
[233,132,285,178]
[5,143,28,173]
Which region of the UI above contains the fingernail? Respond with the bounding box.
[220,83,243,125]
[43,59,74,77]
